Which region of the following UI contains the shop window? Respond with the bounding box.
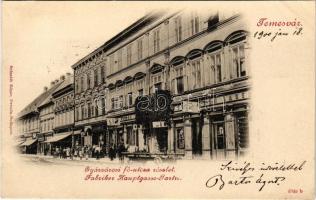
[217,125,225,149]
[237,114,249,149]
[177,128,185,149]
[127,127,136,145]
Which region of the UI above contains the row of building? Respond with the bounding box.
[16,9,250,159]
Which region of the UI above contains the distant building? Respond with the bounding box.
[16,80,63,154]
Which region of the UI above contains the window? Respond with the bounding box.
[127,92,133,107]
[75,108,79,121]
[191,12,200,35]
[117,49,123,70]
[176,76,184,94]
[94,69,98,87]
[216,125,225,149]
[87,103,91,118]
[232,45,246,77]
[138,89,143,96]
[175,16,182,42]
[153,29,160,53]
[81,105,84,120]
[137,39,143,60]
[119,95,123,108]
[127,127,136,145]
[154,82,162,92]
[111,98,115,110]
[95,100,99,117]
[191,60,202,89]
[75,81,79,93]
[127,45,132,65]
[110,54,115,74]
[102,98,106,115]
[100,65,105,83]
[177,128,185,149]
[80,76,84,92]
[210,53,222,83]
[87,73,91,89]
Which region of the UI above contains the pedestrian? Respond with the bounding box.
[109,144,114,161]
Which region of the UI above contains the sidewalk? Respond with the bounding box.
[21,154,121,164]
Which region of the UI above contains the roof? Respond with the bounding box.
[52,75,74,98]
[71,11,167,69]
[17,81,63,118]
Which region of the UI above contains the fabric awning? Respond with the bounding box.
[44,133,71,143]
[73,130,82,135]
[20,139,37,146]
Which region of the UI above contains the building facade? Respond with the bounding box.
[71,10,250,159]
[17,80,63,154]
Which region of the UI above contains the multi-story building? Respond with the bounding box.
[17,80,63,154]
[72,9,250,159]
[49,73,76,151]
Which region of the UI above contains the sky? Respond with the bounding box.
[3,2,152,114]
[2,1,244,115]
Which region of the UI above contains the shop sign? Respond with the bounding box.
[182,101,200,113]
[152,121,167,128]
[32,133,37,139]
[107,118,121,126]
[38,135,45,142]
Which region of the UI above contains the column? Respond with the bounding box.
[225,113,236,159]
[184,118,192,159]
[168,122,175,153]
[138,127,145,151]
[123,126,127,146]
[202,116,211,159]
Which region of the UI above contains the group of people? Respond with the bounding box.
[50,143,127,161]
[108,142,128,162]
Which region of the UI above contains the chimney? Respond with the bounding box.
[66,72,71,77]
[60,75,65,81]
[55,79,59,84]
[50,81,55,87]
[44,86,48,92]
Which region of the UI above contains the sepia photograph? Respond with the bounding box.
[1,1,314,199]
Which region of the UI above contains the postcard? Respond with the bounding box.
[1,1,315,199]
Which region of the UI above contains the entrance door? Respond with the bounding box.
[192,119,202,156]
[156,128,168,153]
[212,121,226,160]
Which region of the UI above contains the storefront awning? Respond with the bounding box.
[73,130,83,135]
[44,133,71,143]
[20,139,37,146]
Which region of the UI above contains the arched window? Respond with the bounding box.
[225,31,248,78]
[170,56,186,94]
[204,41,224,84]
[150,63,165,93]
[186,49,203,90]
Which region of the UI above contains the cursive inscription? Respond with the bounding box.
[205,161,306,192]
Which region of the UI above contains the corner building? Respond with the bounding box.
[72,10,250,159]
